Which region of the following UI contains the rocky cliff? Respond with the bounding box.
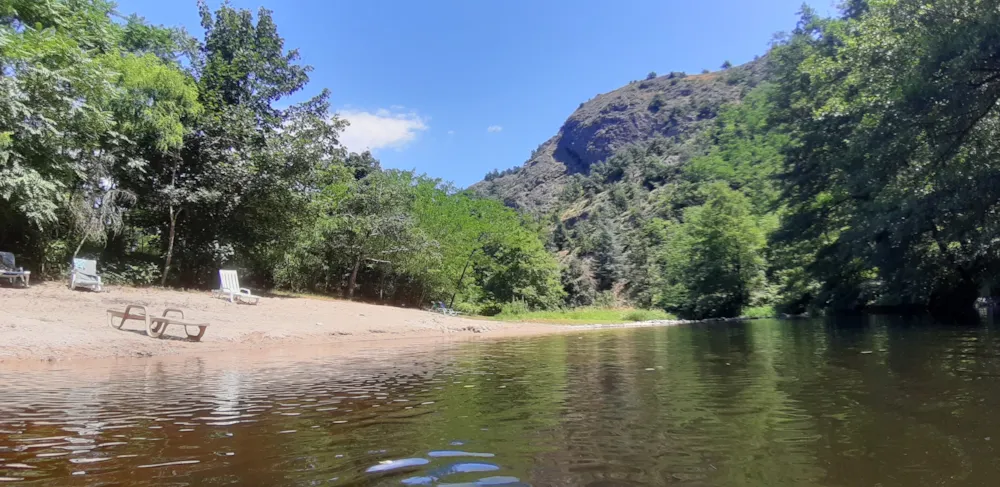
[472,59,767,213]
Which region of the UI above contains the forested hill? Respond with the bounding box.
[472,59,767,213]
[470,57,784,318]
[473,0,1000,320]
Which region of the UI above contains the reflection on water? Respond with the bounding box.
[3,316,1000,486]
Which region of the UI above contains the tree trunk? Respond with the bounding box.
[449,248,478,309]
[72,237,86,261]
[161,207,180,287]
[927,221,979,320]
[348,255,362,299]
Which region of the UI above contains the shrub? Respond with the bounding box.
[743,305,776,319]
[648,94,667,113]
[102,261,162,286]
[623,309,668,322]
[498,300,531,317]
[646,71,657,80]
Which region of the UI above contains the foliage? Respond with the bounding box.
[648,94,667,112]
[274,169,563,308]
[657,183,766,319]
[9,0,999,320]
[483,166,519,181]
[0,0,561,314]
[101,261,161,286]
[68,188,137,258]
[742,305,776,319]
[769,0,1000,314]
[491,306,674,325]
[524,0,1000,318]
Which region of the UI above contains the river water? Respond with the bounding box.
[2,316,1000,486]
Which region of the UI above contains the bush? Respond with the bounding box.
[498,300,531,317]
[646,71,657,80]
[40,239,70,279]
[491,306,674,324]
[648,94,667,113]
[102,261,162,286]
[742,305,776,319]
[623,309,671,322]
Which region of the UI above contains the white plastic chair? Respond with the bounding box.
[69,258,102,292]
[211,269,259,304]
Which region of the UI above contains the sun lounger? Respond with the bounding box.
[211,269,259,304]
[107,305,210,341]
[433,301,460,316]
[70,258,102,292]
[0,251,30,287]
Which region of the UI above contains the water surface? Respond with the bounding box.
[3,316,1000,486]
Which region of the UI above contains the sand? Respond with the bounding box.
[0,282,578,363]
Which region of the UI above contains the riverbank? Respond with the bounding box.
[0,283,689,364]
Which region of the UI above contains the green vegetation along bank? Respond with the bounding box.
[4,0,999,320]
[0,0,563,314]
[478,0,1000,319]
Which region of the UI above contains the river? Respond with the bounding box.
[2,316,1000,486]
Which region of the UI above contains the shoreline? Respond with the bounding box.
[0,283,693,366]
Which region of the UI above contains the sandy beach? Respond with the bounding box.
[0,283,582,363]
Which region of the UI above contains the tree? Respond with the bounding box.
[770,0,1000,314]
[69,189,136,259]
[662,183,765,318]
[0,0,120,229]
[325,170,421,299]
[138,1,319,286]
[593,221,625,291]
[648,94,667,113]
[1,0,200,274]
[646,71,657,80]
[721,60,732,69]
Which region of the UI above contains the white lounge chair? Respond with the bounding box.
[107,305,210,341]
[0,251,30,287]
[69,258,102,292]
[212,269,259,304]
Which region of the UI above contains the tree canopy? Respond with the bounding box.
[0,0,562,313]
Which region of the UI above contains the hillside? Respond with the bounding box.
[468,58,783,317]
[472,59,767,213]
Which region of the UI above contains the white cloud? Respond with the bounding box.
[447,130,455,135]
[338,108,428,152]
[487,125,503,133]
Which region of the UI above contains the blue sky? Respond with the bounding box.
[116,0,829,188]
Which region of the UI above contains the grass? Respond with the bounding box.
[742,305,776,319]
[489,307,675,325]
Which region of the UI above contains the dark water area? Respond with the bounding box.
[3,316,1000,486]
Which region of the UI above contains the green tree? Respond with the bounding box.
[593,221,625,291]
[771,0,1000,314]
[662,183,766,318]
[0,0,120,228]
